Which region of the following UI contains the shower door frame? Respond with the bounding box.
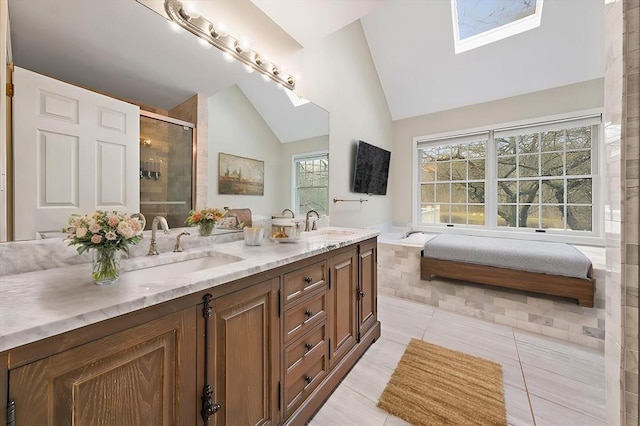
[139,110,197,214]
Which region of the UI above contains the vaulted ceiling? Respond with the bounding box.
[8,0,604,122]
[253,0,604,120]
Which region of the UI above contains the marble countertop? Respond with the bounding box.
[0,227,378,353]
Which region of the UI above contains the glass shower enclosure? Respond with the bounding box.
[139,111,195,230]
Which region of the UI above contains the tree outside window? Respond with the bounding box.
[416,117,599,237]
[294,153,329,215]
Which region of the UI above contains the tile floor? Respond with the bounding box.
[310,295,606,426]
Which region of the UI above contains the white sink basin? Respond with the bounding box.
[300,229,359,241]
[118,253,241,284]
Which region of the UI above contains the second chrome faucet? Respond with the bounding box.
[305,210,320,232]
[147,216,170,256]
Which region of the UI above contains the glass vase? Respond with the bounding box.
[198,221,215,236]
[92,248,122,285]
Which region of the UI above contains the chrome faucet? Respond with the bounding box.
[281,208,295,218]
[147,216,170,256]
[305,210,320,232]
[173,231,190,252]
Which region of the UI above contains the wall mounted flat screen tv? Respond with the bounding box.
[352,140,391,195]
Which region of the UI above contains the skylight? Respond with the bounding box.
[452,0,544,54]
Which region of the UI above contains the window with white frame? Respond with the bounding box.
[451,0,544,54]
[294,152,329,215]
[418,134,488,225]
[416,115,601,238]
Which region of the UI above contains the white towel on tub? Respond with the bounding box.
[422,234,592,279]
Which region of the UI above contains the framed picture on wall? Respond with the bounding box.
[218,153,264,196]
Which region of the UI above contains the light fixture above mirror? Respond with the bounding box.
[164,0,295,90]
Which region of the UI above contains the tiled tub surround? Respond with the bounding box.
[377,233,606,350]
[0,227,378,352]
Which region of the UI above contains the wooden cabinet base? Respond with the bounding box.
[283,320,381,425]
[1,238,379,426]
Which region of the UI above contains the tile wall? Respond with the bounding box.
[604,1,638,424]
[604,0,624,423]
[622,1,639,424]
[169,95,209,210]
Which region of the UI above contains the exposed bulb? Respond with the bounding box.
[168,21,183,33]
[223,52,234,63]
[182,2,201,19]
[198,38,211,48]
[261,74,270,82]
[244,65,254,74]
[209,25,219,39]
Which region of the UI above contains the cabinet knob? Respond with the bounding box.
[304,310,313,318]
[304,276,313,283]
[358,290,366,298]
[304,342,314,351]
[304,375,313,385]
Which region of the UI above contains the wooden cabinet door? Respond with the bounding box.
[204,278,280,426]
[328,248,357,368]
[9,308,197,426]
[358,240,378,338]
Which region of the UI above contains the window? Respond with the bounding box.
[293,152,329,215]
[495,123,594,231]
[451,0,544,54]
[418,134,487,225]
[415,115,601,240]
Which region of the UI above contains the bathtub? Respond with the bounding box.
[377,231,436,247]
[375,229,607,350]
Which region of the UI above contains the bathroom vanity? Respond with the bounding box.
[0,228,379,425]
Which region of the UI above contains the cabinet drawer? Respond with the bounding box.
[283,291,327,344]
[284,322,327,372]
[283,260,327,305]
[283,332,328,417]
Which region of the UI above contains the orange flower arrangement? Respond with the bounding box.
[185,207,225,226]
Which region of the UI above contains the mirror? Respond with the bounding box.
[7,0,329,241]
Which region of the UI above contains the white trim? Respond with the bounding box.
[292,150,328,162]
[452,0,544,54]
[494,115,601,138]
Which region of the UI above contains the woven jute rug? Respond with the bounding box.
[377,339,507,426]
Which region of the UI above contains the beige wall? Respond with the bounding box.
[207,85,285,216]
[297,21,393,228]
[391,79,604,226]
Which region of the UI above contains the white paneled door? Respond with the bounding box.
[13,67,140,240]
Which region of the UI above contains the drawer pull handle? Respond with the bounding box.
[304,343,314,351]
[304,276,313,283]
[304,375,313,385]
[304,310,313,318]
